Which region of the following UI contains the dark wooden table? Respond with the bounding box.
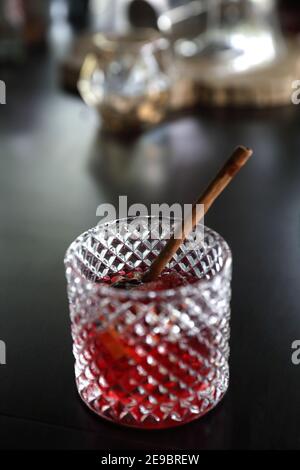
[1,45,300,450]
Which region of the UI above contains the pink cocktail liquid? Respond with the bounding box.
[73,269,225,429]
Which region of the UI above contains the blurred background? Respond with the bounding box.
[1,0,300,211]
[1,0,300,245]
[2,0,300,450]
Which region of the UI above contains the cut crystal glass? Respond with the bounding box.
[65,217,232,429]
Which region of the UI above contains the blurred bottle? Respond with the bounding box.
[22,0,49,47]
[67,0,90,30]
[0,0,24,62]
[278,0,300,34]
[0,0,49,63]
[90,0,129,33]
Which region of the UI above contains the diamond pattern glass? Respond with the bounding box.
[65,217,232,429]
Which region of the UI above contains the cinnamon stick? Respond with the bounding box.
[142,145,253,283]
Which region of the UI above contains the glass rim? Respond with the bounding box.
[64,216,232,300]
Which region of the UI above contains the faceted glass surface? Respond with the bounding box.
[65,217,232,429]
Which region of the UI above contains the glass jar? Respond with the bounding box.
[65,217,232,429]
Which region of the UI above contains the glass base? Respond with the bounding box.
[79,387,228,429]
